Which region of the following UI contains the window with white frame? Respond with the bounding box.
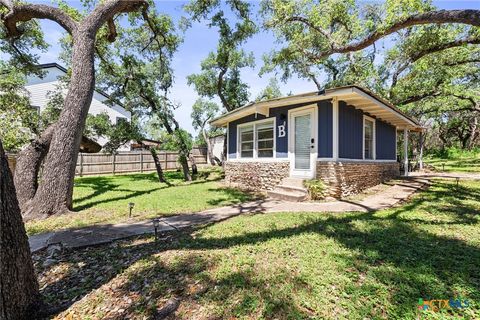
[256,121,274,158]
[238,120,275,159]
[364,117,375,159]
[239,125,254,158]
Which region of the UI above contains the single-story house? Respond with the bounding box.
[130,139,162,151]
[210,85,422,198]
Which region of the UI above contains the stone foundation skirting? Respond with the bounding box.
[225,161,290,191]
[316,161,400,198]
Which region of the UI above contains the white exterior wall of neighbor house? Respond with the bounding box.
[209,134,225,161]
[25,65,132,151]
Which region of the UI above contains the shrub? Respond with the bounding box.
[304,179,327,200]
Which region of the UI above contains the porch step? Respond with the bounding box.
[280,177,306,189]
[267,189,308,202]
[268,177,308,202]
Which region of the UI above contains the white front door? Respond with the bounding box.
[289,107,317,178]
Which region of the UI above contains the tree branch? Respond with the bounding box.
[391,35,480,88]
[106,18,117,42]
[451,94,480,112]
[284,16,331,40]
[410,35,480,62]
[0,1,77,36]
[217,67,233,111]
[286,9,480,59]
[396,91,442,105]
[445,57,480,67]
[84,0,147,38]
[140,8,168,52]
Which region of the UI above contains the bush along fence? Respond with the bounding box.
[6,148,208,177]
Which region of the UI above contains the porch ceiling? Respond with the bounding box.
[339,90,422,131]
[210,85,422,131]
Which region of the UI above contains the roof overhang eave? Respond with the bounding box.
[210,86,422,130]
[209,88,356,127]
[350,87,420,129]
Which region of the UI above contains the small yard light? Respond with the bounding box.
[152,218,160,242]
[442,163,445,171]
[456,177,460,188]
[128,202,135,218]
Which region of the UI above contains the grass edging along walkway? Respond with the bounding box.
[35,177,480,319]
[29,177,429,253]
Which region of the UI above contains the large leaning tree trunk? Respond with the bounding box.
[202,128,216,166]
[0,140,39,320]
[168,116,192,181]
[14,125,54,212]
[0,0,148,219]
[23,33,96,219]
[150,148,167,183]
[140,92,192,182]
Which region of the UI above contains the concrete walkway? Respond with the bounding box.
[29,177,429,253]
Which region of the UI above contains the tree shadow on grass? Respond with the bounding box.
[72,187,164,211]
[383,180,480,225]
[72,177,121,205]
[111,253,308,319]
[72,173,224,212]
[36,180,480,318]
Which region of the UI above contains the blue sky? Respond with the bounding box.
[32,0,480,135]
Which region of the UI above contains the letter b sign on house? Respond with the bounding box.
[278,121,286,138]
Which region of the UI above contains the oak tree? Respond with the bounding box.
[0,0,175,218]
[0,139,39,319]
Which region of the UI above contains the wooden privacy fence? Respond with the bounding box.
[75,148,207,176]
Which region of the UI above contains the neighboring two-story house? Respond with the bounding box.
[26,63,131,151]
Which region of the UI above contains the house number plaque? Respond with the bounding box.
[278,121,286,138]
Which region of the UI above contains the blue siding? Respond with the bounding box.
[228,102,317,159]
[269,105,294,158]
[339,102,363,159]
[376,120,396,160]
[227,99,396,161]
[318,100,333,158]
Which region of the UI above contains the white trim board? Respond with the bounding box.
[226,125,230,161]
[317,158,397,163]
[227,158,289,163]
[332,97,339,160]
[288,105,318,178]
[363,115,376,160]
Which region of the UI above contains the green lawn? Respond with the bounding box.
[26,169,254,235]
[425,154,480,173]
[37,179,480,319]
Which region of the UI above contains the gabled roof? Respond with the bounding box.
[210,85,422,131]
[37,63,126,109]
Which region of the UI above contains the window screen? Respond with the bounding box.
[239,125,254,158]
[256,121,274,158]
